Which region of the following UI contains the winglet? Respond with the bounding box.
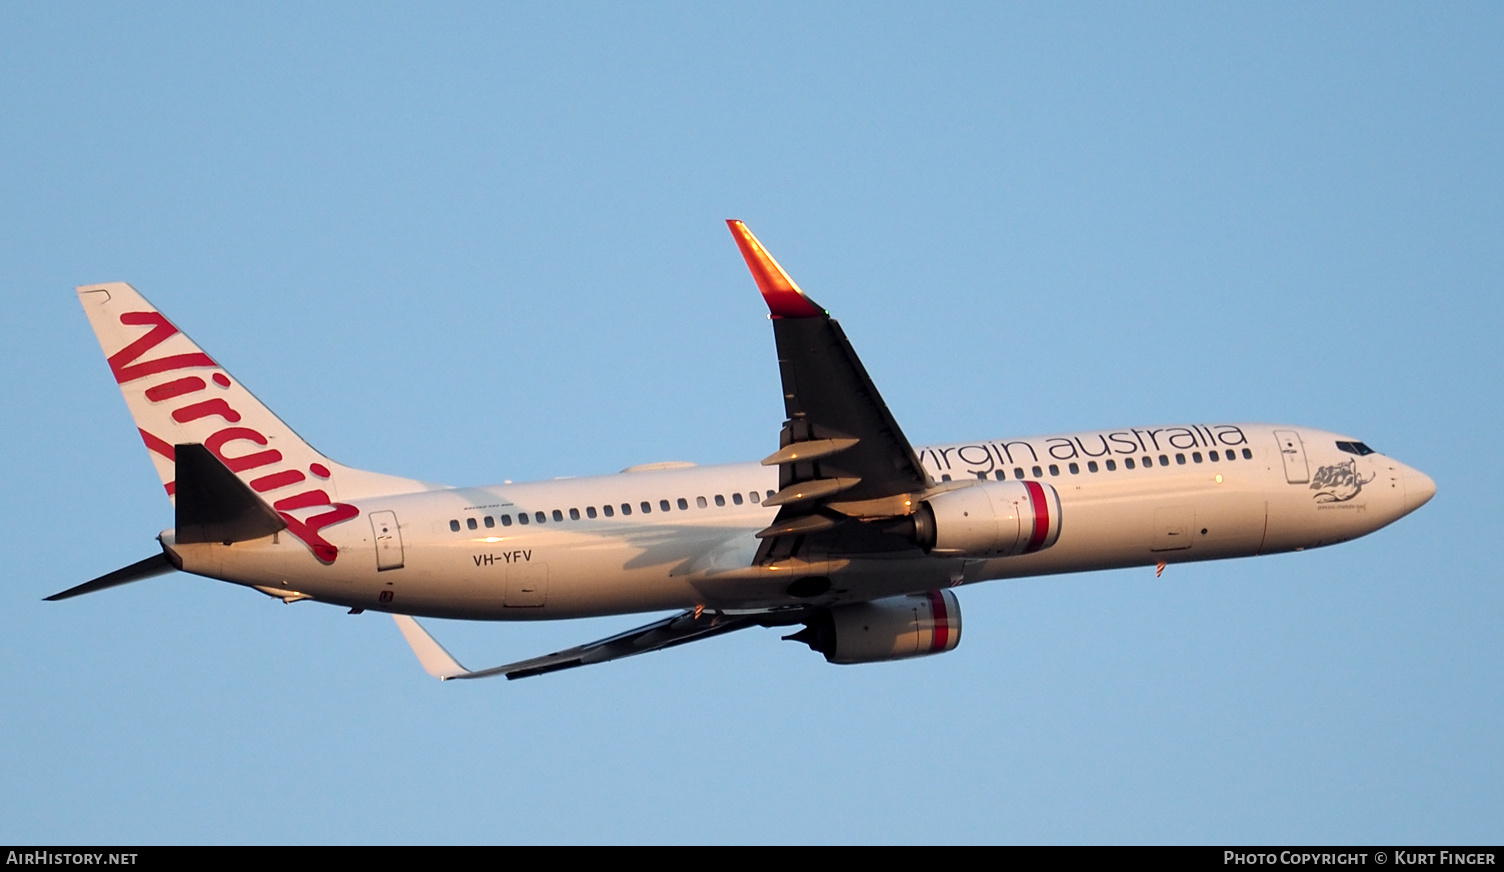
[393,615,471,680]
[726,220,826,318]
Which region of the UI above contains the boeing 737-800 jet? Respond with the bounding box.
[50,221,1436,680]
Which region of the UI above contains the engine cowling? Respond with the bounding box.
[913,480,1062,557]
[787,591,962,664]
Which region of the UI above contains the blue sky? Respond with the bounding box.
[2,3,1500,844]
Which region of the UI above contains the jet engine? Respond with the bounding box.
[786,591,961,664]
[909,480,1062,557]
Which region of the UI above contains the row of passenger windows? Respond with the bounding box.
[448,447,1258,530]
[450,490,778,533]
[940,447,1256,482]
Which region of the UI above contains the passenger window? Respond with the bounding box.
[1208,451,1219,463]
[569,508,580,520]
[501,514,513,526]
[749,492,760,504]
[603,505,614,517]
[449,519,460,532]
[1014,467,1025,480]
[1124,457,1135,469]
[680,498,691,510]
[518,513,530,525]
[1241,448,1252,459]
[941,474,951,482]
[1106,459,1116,471]
[1192,452,1202,463]
[732,493,743,505]
[1032,465,1043,477]
[621,503,631,516]
[714,495,724,507]
[1087,461,1098,473]
[1176,453,1186,465]
[994,470,1006,481]
[484,516,495,528]
[536,511,547,524]
[466,518,478,530]
[586,507,597,519]
[641,501,652,514]
[1159,455,1169,467]
[767,490,775,499]
[1048,464,1060,476]
[1143,456,1153,468]
[552,509,563,522]
[660,499,672,512]
[1068,462,1079,474]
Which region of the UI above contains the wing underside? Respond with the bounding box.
[727,220,932,564]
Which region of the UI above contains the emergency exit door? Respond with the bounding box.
[370,511,404,571]
[1274,430,1310,484]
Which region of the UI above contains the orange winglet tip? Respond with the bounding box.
[726,220,825,319]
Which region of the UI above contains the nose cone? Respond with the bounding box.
[1402,465,1437,515]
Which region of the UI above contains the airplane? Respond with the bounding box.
[49,220,1437,680]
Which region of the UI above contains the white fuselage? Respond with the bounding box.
[166,423,1432,621]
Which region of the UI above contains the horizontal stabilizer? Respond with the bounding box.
[174,443,287,545]
[45,553,176,601]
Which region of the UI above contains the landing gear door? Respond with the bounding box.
[370,510,405,571]
[1274,430,1310,484]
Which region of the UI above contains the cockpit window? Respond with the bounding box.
[1336,441,1377,456]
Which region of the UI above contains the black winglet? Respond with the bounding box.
[173,443,287,545]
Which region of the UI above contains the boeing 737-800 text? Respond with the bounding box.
[50,221,1436,679]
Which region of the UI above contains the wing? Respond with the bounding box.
[726,221,933,564]
[393,609,802,681]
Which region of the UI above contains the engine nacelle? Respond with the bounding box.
[786,591,962,664]
[913,480,1062,557]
